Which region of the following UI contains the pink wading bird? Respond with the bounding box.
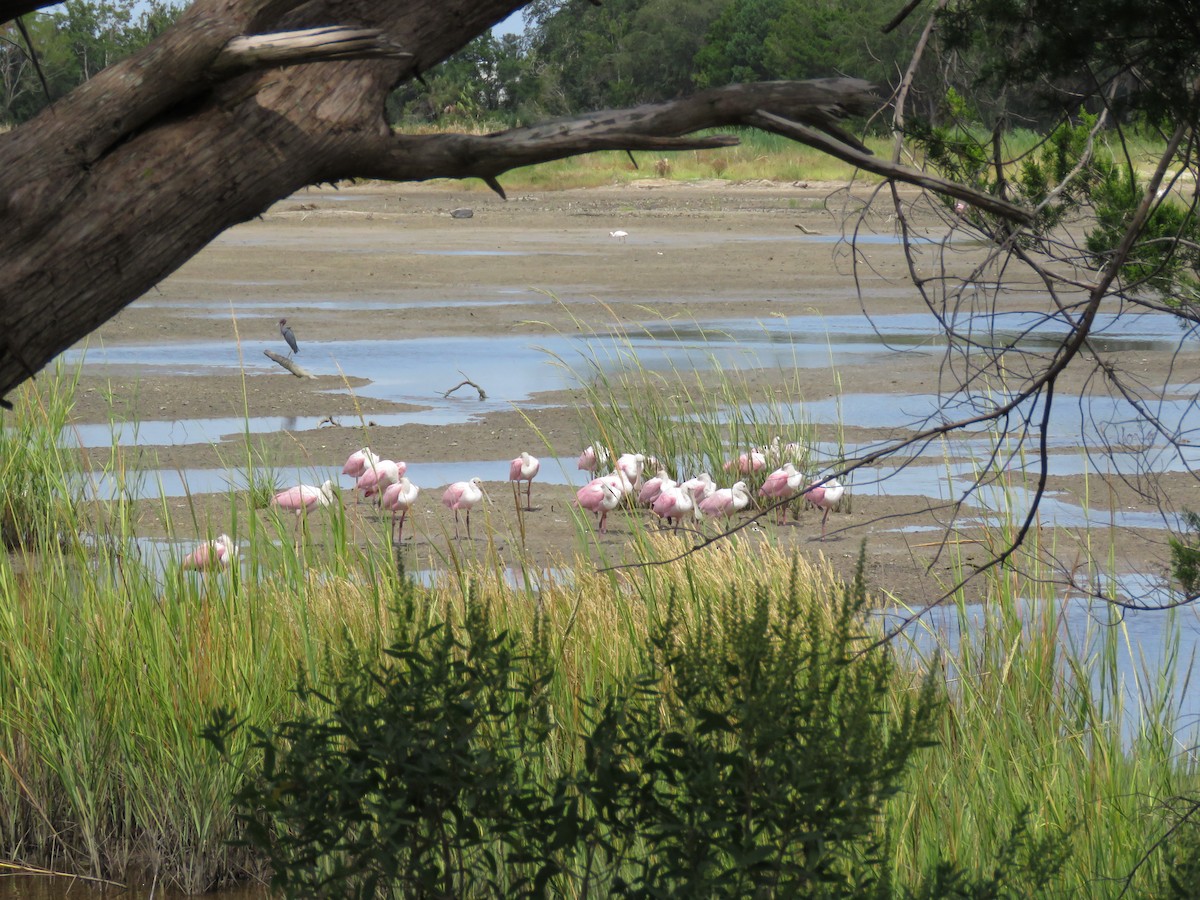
[576,444,610,474]
[616,452,646,485]
[804,477,845,541]
[697,481,751,524]
[679,472,716,503]
[759,463,805,525]
[181,534,236,571]
[356,459,405,503]
[442,477,484,539]
[509,451,540,511]
[576,477,623,534]
[342,447,380,504]
[381,477,420,544]
[724,448,766,475]
[651,482,695,533]
[637,468,675,507]
[272,480,337,537]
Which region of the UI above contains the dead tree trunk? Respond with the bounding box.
[0,0,1030,404]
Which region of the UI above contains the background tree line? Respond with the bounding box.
[3,0,990,129]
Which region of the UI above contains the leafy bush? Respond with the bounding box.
[210,552,1074,897]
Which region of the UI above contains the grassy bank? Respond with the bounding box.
[1,361,1198,894]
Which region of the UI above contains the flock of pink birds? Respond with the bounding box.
[574,442,844,539]
[180,442,843,572]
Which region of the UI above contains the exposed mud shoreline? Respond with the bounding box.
[64,180,1197,603]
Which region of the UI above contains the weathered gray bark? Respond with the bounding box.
[0,0,1027,404]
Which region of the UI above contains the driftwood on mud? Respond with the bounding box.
[264,350,317,379]
[442,373,487,400]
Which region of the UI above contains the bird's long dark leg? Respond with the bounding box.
[466,508,472,539]
[453,509,461,540]
[820,508,830,541]
[525,479,534,511]
[398,509,407,542]
[599,510,607,534]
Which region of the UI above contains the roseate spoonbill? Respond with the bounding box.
[278,318,299,355]
[616,452,646,485]
[181,534,236,571]
[680,472,716,502]
[651,483,694,532]
[273,479,336,513]
[342,447,380,504]
[509,451,540,510]
[698,481,750,522]
[766,436,803,464]
[381,477,420,543]
[603,468,635,496]
[576,477,623,533]
[637,468,675,506]
[357,459,405,501]
[724,448,766,474]
[759,463,805,524]
[442,477,484,539]
[609,230,628,243]
[577,444,609,473]
[273,480,337,536]
[804,477,845,541]
[342,447,380,478]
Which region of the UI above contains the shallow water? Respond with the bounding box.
[58,309,1198,532]
[876,592,1200,748]
[76,457,586,501]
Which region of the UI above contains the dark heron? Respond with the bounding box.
[278,318,299,355]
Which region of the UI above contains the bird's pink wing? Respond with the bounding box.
[699,492,729,517]
[342,451,365,476]
[181,543,212,569]
[806,484,826,506]
[577,448,595,470]
[442,482,466,508]
[381,482,401,510]
[652,491,680,518]
[638,477,663,504]
[509,458,523,481]
[760,471,787,497]
[576,481,605,511]
[273,486,308,509]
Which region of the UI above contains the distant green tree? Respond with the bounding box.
[0,0,180,125]
[693,0,786,87]
[389,33,531,122]
[523,0,730,113]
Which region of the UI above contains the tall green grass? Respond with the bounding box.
[0,363,83,549]
[540,302,817,492]
[884,537,1200,893]
[2,354,1198,895]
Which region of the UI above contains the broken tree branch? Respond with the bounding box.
[352,79,878,185]
[748,109,1035,225]
[211,27,412,75]
[264,349,317,378]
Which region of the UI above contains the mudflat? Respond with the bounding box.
[65,180,1198,604]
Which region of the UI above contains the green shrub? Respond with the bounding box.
[210,553,972,897]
